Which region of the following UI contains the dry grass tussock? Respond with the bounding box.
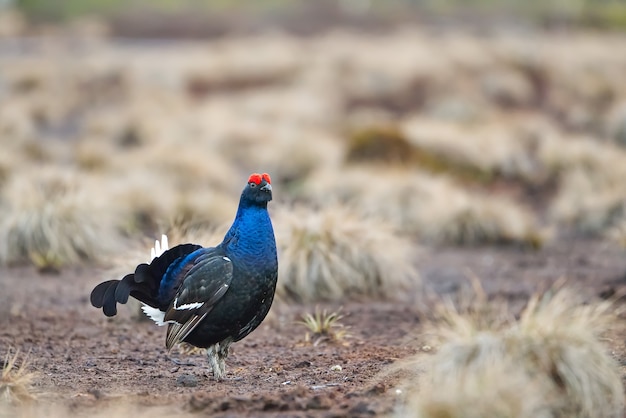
[304,167,542,247]
[273,205,418,303]
[1,58,89,136]
[0,103,37,152]
[125,140,241,195]
[1,349,36,404]
[88,161,237,238]
[183,34,302,87]
[299,307,348,346]
[345,125,416,165]
[606,216,626,247]
[215,127,344,188]
[541,135,626,234]
[322,30,452,106]
[0,168,118,270]
[402,116,542,184]
[0,104,78,168]
[398,285,625,418]
[399,357,553,418]
[85,135,243,234]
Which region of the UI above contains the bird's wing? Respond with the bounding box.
[164,252,233,350]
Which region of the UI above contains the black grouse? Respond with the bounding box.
[90,173,278,379]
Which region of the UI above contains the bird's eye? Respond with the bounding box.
[249,182,257,188]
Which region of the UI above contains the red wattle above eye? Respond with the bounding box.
[248,173,262,185]
[261,173,271,184]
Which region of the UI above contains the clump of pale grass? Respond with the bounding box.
[245,130,344,188]
[540,135,626,234]
[100,169,173,236]
[274,205,418,303]
[299,307,348,346]
[510,290,624,417]
[2,56,86,134]
[0,169,117,270]
[399,286,624,418]
[481,68,535,108]
[74,135,125,172]
[333,30,450,111]
[402,116,542,184]
[304,167,542,247]
[0,152,13,188]
[606,215,626,247]
[97,161,237,238]
[183,34,301,91]
[345,125,415,164]
[1,349,36,404]
[168,189,237,232]
[550,168,626,234]
[124,140,241,195]
[606,100,626,146]
[0,102,38,147]
[0,100,77,167]
[212,122,344,189]
[399,357,553,418]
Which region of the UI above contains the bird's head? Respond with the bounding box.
[242,172,272,205]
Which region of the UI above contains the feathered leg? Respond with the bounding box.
[217,339,232,377]
[206,339,233,380]
[206,345,223,380]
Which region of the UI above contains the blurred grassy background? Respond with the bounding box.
[10,0,626,33]
[1,0,626,273]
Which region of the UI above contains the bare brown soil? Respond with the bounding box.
[1,238,625,417]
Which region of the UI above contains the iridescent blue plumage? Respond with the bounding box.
[90,173,278,380]
[157,248,206,306]
[223,204,277,271]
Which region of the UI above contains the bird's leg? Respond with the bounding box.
[206,344,224,380]
[205,339,234,380]
[216,339,232,378]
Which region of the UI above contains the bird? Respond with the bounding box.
[90,172,278,380]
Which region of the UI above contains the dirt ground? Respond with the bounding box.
[1,238,625,417]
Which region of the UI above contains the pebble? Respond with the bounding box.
[176,373,199,387]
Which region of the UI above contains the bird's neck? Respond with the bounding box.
[222,203,277,264]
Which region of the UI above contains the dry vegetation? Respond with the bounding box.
[274,205,418,302]
[299,307,348,346]
[399,358,553,418]
[0,350,36,405]
[398,286,625,418]
[0,168,118,271]
[304,167,542,246]
[1,21,626,273]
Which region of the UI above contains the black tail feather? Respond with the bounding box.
[90,243,203,317]
[90,280,117,308]
[113,274,134,304]
[90,276,151,317]
[103,281,119,316]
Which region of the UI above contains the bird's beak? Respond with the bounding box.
[261,183,272,192]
